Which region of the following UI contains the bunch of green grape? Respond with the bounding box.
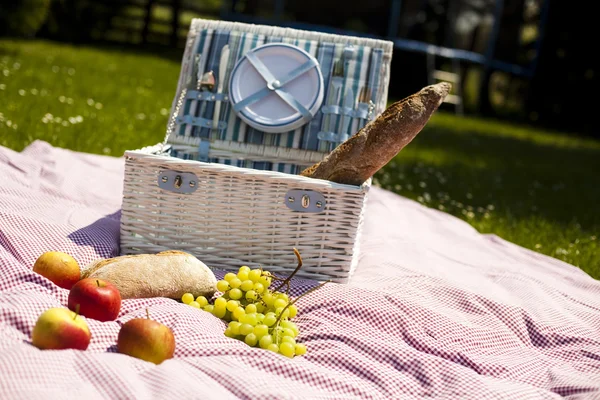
[181,266,307,358]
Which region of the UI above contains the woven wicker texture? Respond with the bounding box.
[120,151,369,282]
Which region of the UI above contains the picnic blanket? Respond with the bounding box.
[1,140,599,399]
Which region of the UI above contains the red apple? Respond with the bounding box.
[31,307,91,351]
[117,310,175,365]
[33,251,81,289]
[68,278,121,322]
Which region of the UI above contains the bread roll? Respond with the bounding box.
[81,251,217,300]
[301,82,450,186]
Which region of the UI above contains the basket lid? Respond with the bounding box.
[228,43,324,133]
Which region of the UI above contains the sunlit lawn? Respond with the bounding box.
[1,39,599,279]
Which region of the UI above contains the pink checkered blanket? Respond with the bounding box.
[1,141,599,399]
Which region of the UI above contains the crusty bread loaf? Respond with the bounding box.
[301,82,451,186]
[81,250,217,300]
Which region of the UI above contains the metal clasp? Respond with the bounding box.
[158,170,198,194]
[285,190,326,213]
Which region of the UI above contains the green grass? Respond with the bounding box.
[1,39,599,279]
[0,40,178,153]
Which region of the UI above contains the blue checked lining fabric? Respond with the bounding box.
[167,20,394,174]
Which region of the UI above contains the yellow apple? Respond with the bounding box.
[33,251,81,289]
[32,307,91,351]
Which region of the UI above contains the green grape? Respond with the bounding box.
[281,320,299,336]
[282,336,296,346]
[214,297,227,309]
[258,275,272,288]
[229,288,243,300]
[277,293,290,303]
[188,301,200,309]
[259,334,273,349]
[181,293,194,304]
[244,333,258,347]
[253,282,265,294]
[288,304,298,318]
[203,305,214,313]
[229,321,241,335]
[196,296,208,307]
[224,328,235,338]
[274,298,287,309]
[255,302,266,313]
[233,306,245,321]
[272,327,283,343]
[245,304,257,314]
[245,290,258,301]
[295,343,307,356]
[229,278,242,289]
[256,313,265,322]
[213,306,226,319]
[282,328,295,338]
[240,280,254,292]
[262,293,275,306]
[241,313,258,326]
[238,265,251,274]
[237,270,249,281]
[226,300,239,312]
[267,343,279,353]
[224,272,237,282]
[279,342,295,358]
[239,323,254,336]
[275,307,290,319]
[263,313,277,327]
[248,269,262,282]
[253,324,269,338]
[216,280,229,292]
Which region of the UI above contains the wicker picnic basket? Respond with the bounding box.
[119,19,394,282]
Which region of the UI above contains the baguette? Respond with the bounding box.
[81,251,217,300]
[301,82,451,186]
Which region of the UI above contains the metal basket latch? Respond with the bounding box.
[158,170,198,194]
[285,189,326,213]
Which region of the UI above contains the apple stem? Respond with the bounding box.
[74,304,80,320]
[96,279,100,287]
[146,308,150,319]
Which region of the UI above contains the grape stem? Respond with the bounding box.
[272,248,302,293]
[273,280,330,327]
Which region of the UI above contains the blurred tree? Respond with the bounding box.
[278,0,390,36]
[40,0,126,43]
[526,0,598,136]
[0,0,51,38]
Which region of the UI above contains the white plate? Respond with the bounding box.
[229,43,324,133]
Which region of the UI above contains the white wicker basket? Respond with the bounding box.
[119,19,393,282]
[120,149,369,282]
